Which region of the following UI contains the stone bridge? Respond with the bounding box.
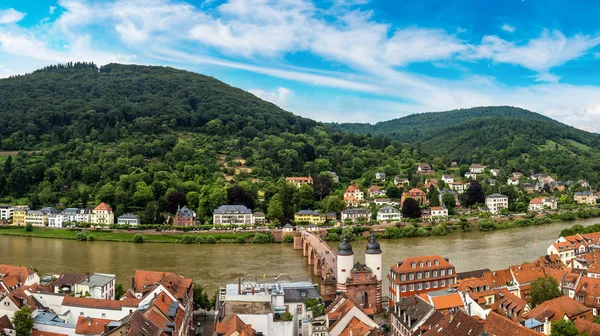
[294,230,337,278]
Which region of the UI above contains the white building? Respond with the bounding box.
[529,197,558,211]
[377,206,402,222]
[48,213,65,228]
[507,177,520,186]
[75,208,92,223]
[464,172,477,180]
[216,280,321,336]
[62,208,79,223]
[485,194,509,214]
[375,172,386,181]
[341,208,371,223]
[0,205,13,220]
[547,241,582,265]
[448,182,467,194]
[74,273,116,300]
[441,175,454,184]
[117,214,140,226]
[430,206,449,219]
[469,164,486,174]
[213,205,255,225]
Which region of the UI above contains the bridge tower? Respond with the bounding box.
[336,234,354,292]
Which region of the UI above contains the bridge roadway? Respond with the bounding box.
[296,230,337,278]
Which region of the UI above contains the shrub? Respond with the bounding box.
[25,223,33,232]
[236,236,247,244]
[282,234,294,243]
[86,234,96,241]
[559,211,577,221]
[205,236,217,244]
[281,311,293,321]
[431,224,448,236]
[181,236,195,244]
[253,233,275,244]
[132,234,144,243]
[76,233,87,241]
[195,236,207,244]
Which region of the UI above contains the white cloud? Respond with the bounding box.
[0,9,26,24]
[248,87,293,107]
[1,0,600,131]
[501,23,515,33]
[467,30,600,72]
[50,6,57,15]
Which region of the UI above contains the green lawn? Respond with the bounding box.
[0,226,257,244]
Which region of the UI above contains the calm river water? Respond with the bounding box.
[1,218,598,294]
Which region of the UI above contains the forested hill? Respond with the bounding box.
[0,63,599,222]
[0,62,317,149]
[329,106,600,174]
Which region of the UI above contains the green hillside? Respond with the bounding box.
[0,63,598,223]
[330,106,600,181]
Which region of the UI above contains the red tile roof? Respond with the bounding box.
[215,314,256,336]
[62,296,123,310]
[132,270,193,301]
[0,264,33,283]
[93,202,113,212]
[574,318,600,336]
[524,296,591,322]
[338,316,377,336]
[75,316,115,335]
[423,310,484,335]
[483,312,543,336]
[391,255,454,273]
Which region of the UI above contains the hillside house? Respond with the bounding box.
[469,164,487,174]
[485,194,509,214]
[490,169,500,177]
[394,177,409,187]
[508,177,520,186]
[117,214,140,226]
[429,206,448,219]
[465,172,477,180]
[344,183,364,207]
[368,185,386,198]
[402,188,428,205]
[375,172,386,181]
[529,197,557,211]
[575,191,596,205]
[341,208,371,223]
[441,175,454,183]
[377,206,402,222]
[174,205,198,226]
[416,163,435,175]
[294,210,326,224]
[91,202,114,225]
[285,176,313,187]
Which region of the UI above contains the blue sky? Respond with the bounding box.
[1,0,600,131]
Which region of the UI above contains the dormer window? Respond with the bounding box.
[434,260,440,266]
[411,263,416,269]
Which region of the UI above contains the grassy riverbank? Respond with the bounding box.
[0,226,266,244]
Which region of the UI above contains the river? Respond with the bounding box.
[0,218,598,295]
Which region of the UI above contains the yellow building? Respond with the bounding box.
[294,210,326,224]
[12,206,29,226]
[25,210,47,227]
[91,202,114,225]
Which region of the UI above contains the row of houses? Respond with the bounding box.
[0,203,139,227]
[0,265,195,336]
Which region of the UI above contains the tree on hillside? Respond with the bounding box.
[227,185,254,209]
[313,175,333,201]
[442,193,456,215]
[531,277,562,307]
[324,196,346,214]
[267,198,284,224]
[3,155,13,174]
[465,180,485,206]
[167,192,187,214]
[386,186,400,199]
[549,320,578,336]
[12,306,33,336]
[427,187,440,207]
[402,198,421,219]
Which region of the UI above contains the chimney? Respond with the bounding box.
[131,276,135,291]
[238,278,241,294]
[87,317,92,325]
[85,272,90,281]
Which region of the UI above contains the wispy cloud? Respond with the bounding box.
[0,0,600,131]
[501,23,515,33]
[0,9,26,24]
[249,87,293,107]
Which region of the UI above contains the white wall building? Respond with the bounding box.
[0,206,13,220]
[377,206,402,222]
[74,273,116,300]
[485,194,508,214]
[48,213,65,228]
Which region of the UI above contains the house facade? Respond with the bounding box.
[341,208,371,223]
[212,205,253,225]
[485,194,509,214]
[402,188,428,205]
[12,206,28,226]
[529,197,558,211]
[377,206,402,222]
[91,202,114,225]
[294,210,326,224]
[117,214,140,226]
[388,255,457,307]
[343,183,364,207]
[575,191,596,205]
[368,185,386,198]
[469,164,487,174]
[285,176,313,187]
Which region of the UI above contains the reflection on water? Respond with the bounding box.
[0,218,598,294]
